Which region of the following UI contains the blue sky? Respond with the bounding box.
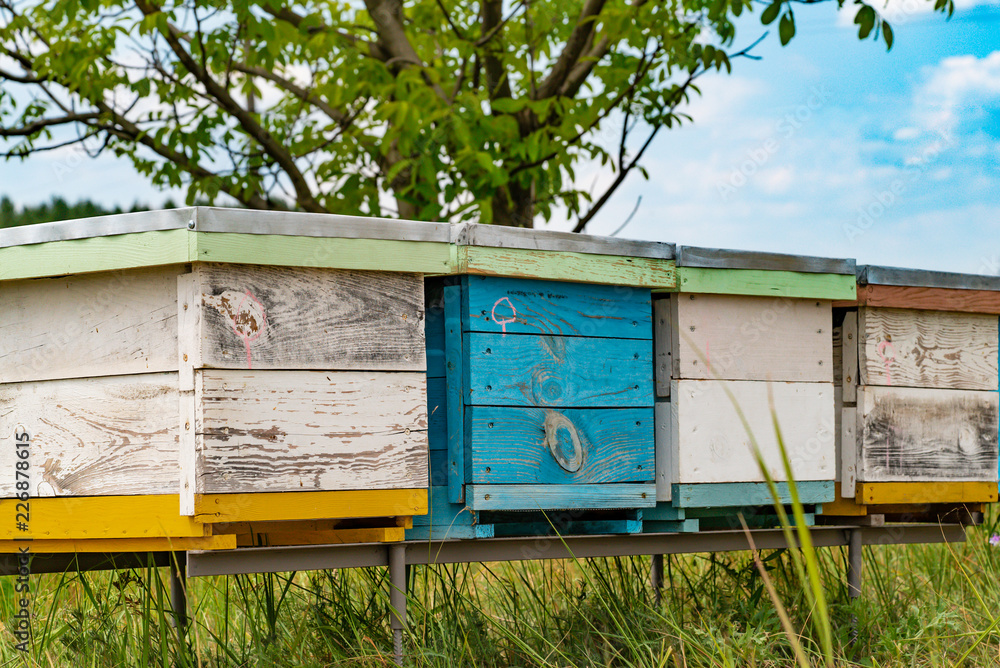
[2,2,999,273]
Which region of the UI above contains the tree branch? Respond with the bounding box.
[534,0,607,99]
[0,112,101,137]
[133,0,325,212]
[363,0,450,102]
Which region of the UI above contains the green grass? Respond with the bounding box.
[2,517,1000,667]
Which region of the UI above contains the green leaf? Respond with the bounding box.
[882,20,894,50]
[778,12,795,45]
[761,1,782,26]
[855,5,876,40]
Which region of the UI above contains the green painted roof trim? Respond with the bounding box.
[676,267,858,300]
[0,230,452,282]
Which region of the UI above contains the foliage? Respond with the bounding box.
[0,0,952,229]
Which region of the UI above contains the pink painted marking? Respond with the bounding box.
[491,297,517,335]
[229,289,268,369]
[876,340,896,386]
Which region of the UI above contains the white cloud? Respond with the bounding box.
[913,51,1000,134]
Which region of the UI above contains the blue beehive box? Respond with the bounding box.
[409,274,657,540]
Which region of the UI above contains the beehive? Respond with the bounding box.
[647,247,857,532]
[409,224,676,540]
[824,265,1000,521]
[0,208,440,553]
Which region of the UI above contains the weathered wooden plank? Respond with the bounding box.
[193,489,428,523]
[857,284,1000,315]
[677,267,857,300]
[0,266,181,384]
[820,488,868,516]
[0,374,179,498]
[194,263,425,372]
[841,407,857,497]
[0,229,191,282]
[0,535,237,553]
[654,401,672,502]
[465,484,656,510]
[458,246,677,289]
[858,307,999,390]
[407,486,492,539]
[857,482,999,504]
[460,275,652,339]
[670,481,835,508]
[671,379,835,484]
[671,294,831,382]
[653,299,672,398]
[178,271,201,515]
[0,495,205,539]
[406,524,495,540]
[857,385,999,482]
[463,332,653,408]
[842,312,858,403]
[465,406,654,485]
[429,448,449,487]
[832,324,842,386]
[195,369,428,494]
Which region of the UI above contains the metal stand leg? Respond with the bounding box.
[389,544,407,666]
[170,554,188,663]
[847,529,862,645]
[651,554,664,605]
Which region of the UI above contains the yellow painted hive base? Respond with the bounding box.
[1,490,426,554]
[822,483,995,517]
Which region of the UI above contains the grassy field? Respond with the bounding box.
[1,511,999,667]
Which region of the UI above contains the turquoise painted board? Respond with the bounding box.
[429,448,448,487]
[407,487,494,540]
[697,513,816,531]
[644,519,700,533]
[426,295,445,378]
[463,332,653,408]
[461,275,652,339]
[492,519,641,537]
[671,481,835,508]
[643,505,686,521]
[427,377,446,450]
[444,286,465,504]
[466,406,654,485]
[466,484,656,511]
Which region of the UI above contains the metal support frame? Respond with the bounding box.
[389,544,407,666]
[847,528,863,644]
[170,554,188,655]
[183,524,967,576]
[0,524,967,665]
[651,554,664,605]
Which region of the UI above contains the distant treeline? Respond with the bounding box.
[0,196,180,228]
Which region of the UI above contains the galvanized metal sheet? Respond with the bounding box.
[678,246,855,275]
[0,207,451,248]
[0,208,195,248]
[859,265,1000,291]
[452,222,676,259]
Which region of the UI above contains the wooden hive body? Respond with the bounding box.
[410,226,678,540]
[825,266,1000,521]
[0,208,442,552]
[646,248,856,532]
